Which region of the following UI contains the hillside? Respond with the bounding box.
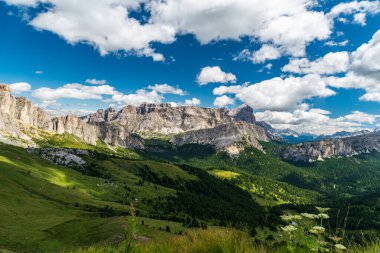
[1,88,380,252]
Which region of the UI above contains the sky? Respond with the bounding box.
[0,0,380,135]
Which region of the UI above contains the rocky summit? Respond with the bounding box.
[0,84,143,149]
[281,131,380,162]
[0,85,269,155]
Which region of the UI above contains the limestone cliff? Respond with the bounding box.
[281,131,380,162]
[0,84,143,149]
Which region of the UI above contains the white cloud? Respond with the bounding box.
[85,79,107,85]
[235,45,282,64]
[338,110,379,124]
[197,66,236,85]
[111,89,163,106]
[252,45,282,63]
[4,0,333,60]
[213,95,235,107]
[184,98,201,106]
[282,51,350,75]
[354,12,367,25]
[256,108,378,135]
[328,0,380,26]
[325,29,380,102]
[35,70,44,75]
[324,40,349,47]
[9,82,32,94]
[4,0,175,61]
[213,85,244,96]
[147,84,186,95]
[214,74,335,111]
[32,83,116,102]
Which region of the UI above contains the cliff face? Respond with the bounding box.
[281,132,380,162]
[84,103,234,135]
[0,85,143,149]
[0,84,268,154]
[170,121,269,155]
[83,102,270,154]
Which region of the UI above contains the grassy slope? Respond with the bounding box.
[0,143,187,252]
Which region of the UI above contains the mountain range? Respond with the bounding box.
[2,83,380,162]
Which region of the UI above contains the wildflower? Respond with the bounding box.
[318,213,329,219]
[335,244,347,250]
[316,206,331,213]
[330,236,342,243]
[309,226,325,234]
[280,214,302,221]
[301,213,319,219]
[281,225,297,233]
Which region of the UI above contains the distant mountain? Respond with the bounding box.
[0,84,270,155]
[281,131,380,162]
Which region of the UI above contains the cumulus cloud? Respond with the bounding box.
[325,29,380,102]
[32,83,116,103]
[282,51,350,75]
[214,74,335,111]
[32,82,187,107]
[324,40,349,47]
[3,0,334,60]
[328,0,380,26]
[214,95,235,107]
[184,98,201,106]
[252,45,282,63]
[235,45,282,64]
[338,110,379,124]
[85,79,107,85]
[111,89,163,106]
[197,66,237,85]
[256,108,378,135]
[147,84,186,95]
[9,82,32,94]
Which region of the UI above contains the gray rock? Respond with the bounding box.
[281,131,380,162]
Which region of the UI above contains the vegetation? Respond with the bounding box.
[2,134,380,252]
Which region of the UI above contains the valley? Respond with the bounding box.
[1,86,380,252]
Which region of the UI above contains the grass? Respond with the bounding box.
[70,228,380,253]
[0,143,188,252]
[209,169,241,179]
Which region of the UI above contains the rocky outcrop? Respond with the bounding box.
[84,102,270,154]
[0,85,143,149]
[281,131,380,162]
[228,104,256,123]
[170,121,269,156]
[28,148,88,167]
[0,84,269,154]
[84,103,234,135]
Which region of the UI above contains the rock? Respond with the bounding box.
[85,103,234,135]
[0,85,270,154]
[0,85,143,149]
[170,121,268,156]
[28,148,88,167]
[228,104,256,123]
[281,131,380,162]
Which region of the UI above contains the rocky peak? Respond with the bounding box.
[0,84,10,93]
[228,104,256,123]
[281,131,380,162]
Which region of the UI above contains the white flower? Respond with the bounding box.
[318,213,330,219]
[301,213,319,219]
[281,214,302,221]
[335,244,347,250]
[281,225,298,233]
[309,226,325,234]
[316,206,330,213]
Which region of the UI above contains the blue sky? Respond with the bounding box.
[0,0,380,134]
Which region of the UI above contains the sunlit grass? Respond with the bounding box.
[210,169,241,179]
